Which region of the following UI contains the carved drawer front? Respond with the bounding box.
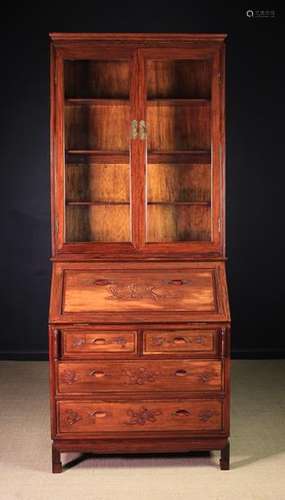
[143,329,218,356]
[62,330,137,357]
[58,360,222,393]
[58,399,223,434]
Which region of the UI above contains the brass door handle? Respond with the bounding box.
[139,120,147,140]
[131,119,147,140]
[131,119,138,139]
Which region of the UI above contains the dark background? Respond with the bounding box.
[1,5,284,359]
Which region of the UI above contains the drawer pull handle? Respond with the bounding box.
[131,119,138,139]
[168,279,191,286]
[175,369,188,377]
[88,370,105,378]
[94,279,111,286]
[173,337,187,344]
[172,409,191,417]
[91,338,107,345]
[89,410,108,418]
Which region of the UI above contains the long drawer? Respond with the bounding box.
[57,360,223,393]
[58,399,224,434]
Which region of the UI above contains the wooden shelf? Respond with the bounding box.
[66,151,129,164]
[148,151,211,164]
[148,201,210,206]
[147,98,210,106]
[67,150,129,154]
[65,150,211,164]
[66,201,130,206]
[65,98,129,106]
[66,99,209,106]
[67,201,209,207]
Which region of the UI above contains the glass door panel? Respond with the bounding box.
[146,58,212,243]
[147,102,210,152]
[64,60,131,243]
[146,60,211,99]
[64,60,130,98]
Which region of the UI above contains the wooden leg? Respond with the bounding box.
[220,441,230,470]
[52,443,62,473]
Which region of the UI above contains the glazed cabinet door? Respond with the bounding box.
[51,42,225,257]
[139,46,225,256]
[51,45,141,253]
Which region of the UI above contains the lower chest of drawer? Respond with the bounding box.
[57,399,224,434]
[57,359,223,394]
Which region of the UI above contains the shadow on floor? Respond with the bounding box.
[62,451,216,471]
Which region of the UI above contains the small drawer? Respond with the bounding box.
[58,399,223,434]
[62,330,137,358]
[57,360,223,393]
[143,329,218,356]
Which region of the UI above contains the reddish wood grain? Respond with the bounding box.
[57,399,224,434]
[49,33,230,473]
[49,261,230,324]
[57,359,223,394]
[50,38,225,257]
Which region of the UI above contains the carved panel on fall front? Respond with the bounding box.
[62,269,217,313]
[58,399,223,434]
[57,360,222,393]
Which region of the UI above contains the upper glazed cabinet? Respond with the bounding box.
[51,35,225,258]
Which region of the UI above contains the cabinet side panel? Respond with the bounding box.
[50,43,56,256]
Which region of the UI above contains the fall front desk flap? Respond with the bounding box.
[49,261,230,323]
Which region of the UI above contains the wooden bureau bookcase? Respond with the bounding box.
[49,33,231,472]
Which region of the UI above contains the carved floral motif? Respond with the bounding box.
[61,369,78,385]
[199,410,214,422]
[151,337,164,346]
[91,277,191,303]
[122,367,160,385]
[107,283,173,302]
[199,372,214,384]
[125,407,162,425]
[64,409,81,426]
[115,336,128,347]
[195,336,206,344]
[72,338,85,347]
